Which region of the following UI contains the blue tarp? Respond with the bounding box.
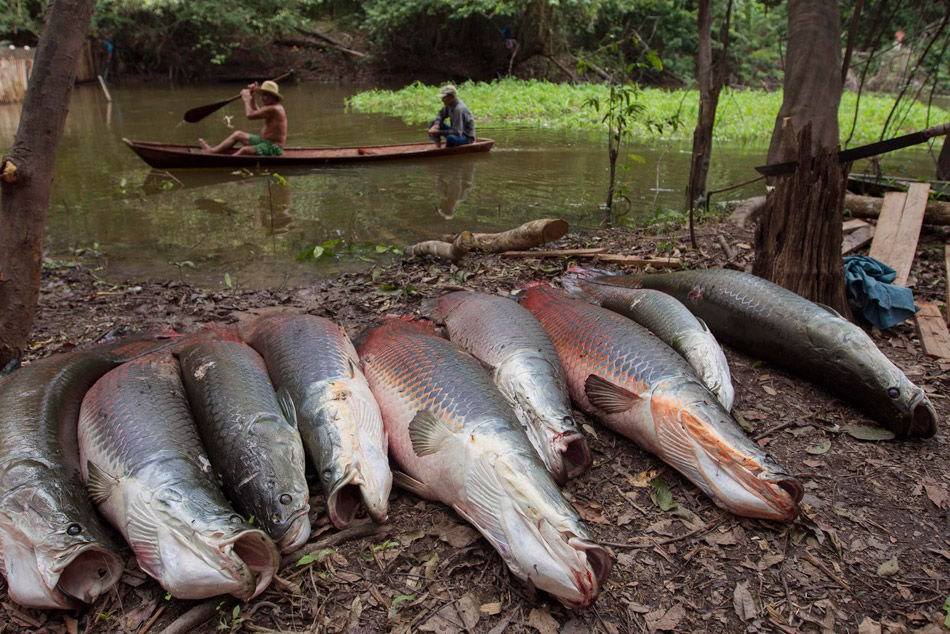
[843,255,917,329]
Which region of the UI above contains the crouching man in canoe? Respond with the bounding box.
[200,80,286,156]
[427,84,475,147]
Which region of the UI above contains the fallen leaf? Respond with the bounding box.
[527,607,559,634]
[437,523,480,548]
[844,424,895,441]
[757,553,785,570]
[419,603,463,634]
[733,581,757,621]
[479,602,502,616]
[763,385,777,396]
[704,530,738,546]
[627,468,660,488]
[857,616,882,634]
[649,476,677,512]
[806,438,832,455]
[487,609,517,634]
[456,593,480,631]
[644,604,685,632]
[560,619,588,634]
[575,500,609,524]
[923,481,948,510]
[877,557,899,577]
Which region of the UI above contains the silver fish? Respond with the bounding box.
[429,291,590,483]
[178,339,311,553]
[78,352,279,600]
[357,318,611,608]
[245,314,392,529]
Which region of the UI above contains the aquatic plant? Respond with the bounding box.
[348,79,948,146]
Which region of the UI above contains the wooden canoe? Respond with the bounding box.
[123,138,494,169]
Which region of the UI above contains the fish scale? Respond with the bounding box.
[357,318,610,608]
[597,269,938,438]
[521,285,802,523]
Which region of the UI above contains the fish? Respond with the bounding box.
[177,340,311,554]
[0,335,171,609]
[429,291,591,483]
[78,352,279,600]
[356,318,610,608]
[244,314,392,529]
[590,269,938,439]
[521,285,802,523]
[561,267,735,411]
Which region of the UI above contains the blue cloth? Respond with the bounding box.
[843,255,917,329]
[429,123,473,147]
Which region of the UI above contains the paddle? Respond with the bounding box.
[754,121,950,177]
[182,70,295,124]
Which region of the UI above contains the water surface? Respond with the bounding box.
[0,83,939,287]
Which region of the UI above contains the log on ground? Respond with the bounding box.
[406,240,465,262]
[447,218,569,253]
[729,193,950,227]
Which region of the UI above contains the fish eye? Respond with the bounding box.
[279,493,292,505]
[66,523,83,536]
[229,514,243,525]
[887,387,900,399]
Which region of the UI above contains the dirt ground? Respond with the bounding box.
[2,219,948,634]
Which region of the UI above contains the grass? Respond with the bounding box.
[347,79,949,145]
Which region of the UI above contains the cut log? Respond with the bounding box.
[406,240,464,262]
[842,218,871,233]
[946,244,950,326]
[592,254,682,268]
[914,302,950,360]
[868,184,929,286]
[841,224,875,254]
[500,248,606,258]
[716,234,737,260]
[449,218,569,253]
[728,193,950,228]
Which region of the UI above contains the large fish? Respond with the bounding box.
[0,336,170,609]
[591,269,938,438]
[561,267,734,411]
[245,314,392,529]
[78,353,279,600]
[522,285,802,522]
[177,340,311,554]
[429,291,591,483]
[356,318,610,608]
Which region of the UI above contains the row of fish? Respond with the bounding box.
[0,267,936,612]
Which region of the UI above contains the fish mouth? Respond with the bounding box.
[327,470,363,529]
[52,545,124,605]
[561,537,612,609]
[274,508,311,554]
[550,430,592,483]
[221,530,279,600]
[906,394,937,439]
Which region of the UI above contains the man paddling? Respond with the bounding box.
[427,84,475,147]
[200,80,287,156]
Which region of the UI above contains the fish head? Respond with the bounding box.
[241,415,311,552]
[650,382,802,522]
[141,483,278,600]
[805,313,937,438]
[0,470,122,608]
[477,451,610,608]
[311,381,392,529]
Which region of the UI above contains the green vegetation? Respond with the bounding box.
[349,79,949,145]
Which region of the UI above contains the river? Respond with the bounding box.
[0,83,940,288]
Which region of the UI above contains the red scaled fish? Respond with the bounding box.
[522,285,802,522]
[357,318,610,608]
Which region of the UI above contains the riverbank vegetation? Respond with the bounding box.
[348,80,950,145]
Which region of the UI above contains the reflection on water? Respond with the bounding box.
[0,83,940,287]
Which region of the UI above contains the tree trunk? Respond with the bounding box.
[754,124,851,316]
[766,0,842,164]
[755,0,849,316]
[938,137,950,181]
[0,0,95,365]
[686,0,732,246]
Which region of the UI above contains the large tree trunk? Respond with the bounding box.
[755,0,849,315]
[0,0,95,365]
[938,137,950,181]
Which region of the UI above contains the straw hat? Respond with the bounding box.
[258,80,282,101]
[439,84,458,98]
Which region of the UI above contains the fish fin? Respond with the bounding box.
[408,409,456,457]
[585,375,641,414]
[817,302,845,319]
[696,317,711,333]
[86,461,118,505]
[126,501,163,575]
[347,358,357,378]
[277,388,298,429]
[393,471,437,501]
[459,457,505,545]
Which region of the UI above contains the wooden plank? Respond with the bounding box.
[841,225,875,254]
[501,248,606,258]
[842,218,871,233]
[868,184,930,286]
[868,191,907,267]
[915,302,950,360]
[592,254,682,268]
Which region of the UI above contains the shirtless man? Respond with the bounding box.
[199,80,287,156]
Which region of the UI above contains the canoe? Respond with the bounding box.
[123,138,494,169]
[847,173,949,201]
